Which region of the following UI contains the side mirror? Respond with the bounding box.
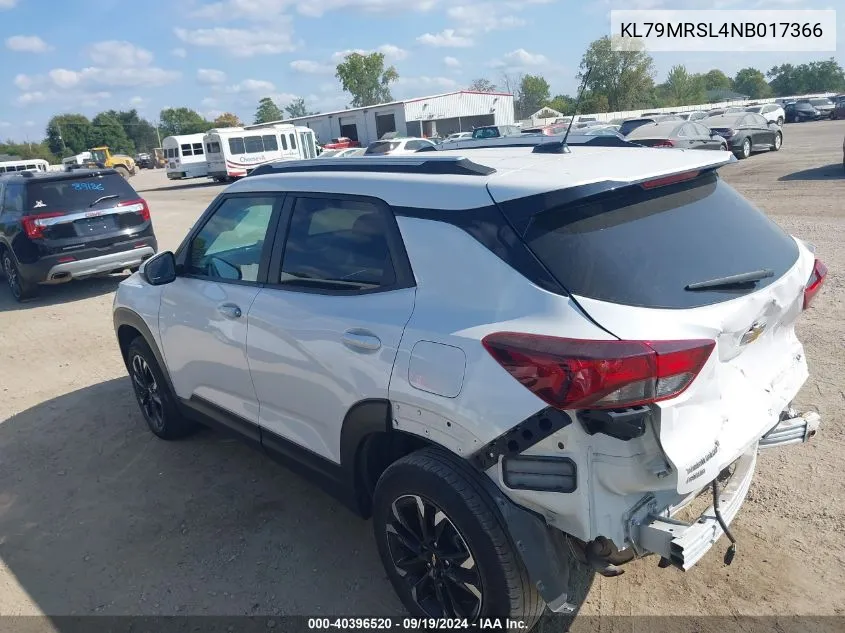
[141,251,177,286]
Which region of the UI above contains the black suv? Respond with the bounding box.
[0,169,157,302]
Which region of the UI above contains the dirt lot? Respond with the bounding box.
[1,122,843,628]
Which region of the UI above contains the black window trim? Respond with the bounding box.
[174,192,286,288]
[263,191,416,297]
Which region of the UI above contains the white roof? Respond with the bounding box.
[227,145,733,209]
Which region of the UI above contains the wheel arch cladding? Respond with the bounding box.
[340,399,438,517]
[113,307,175,395]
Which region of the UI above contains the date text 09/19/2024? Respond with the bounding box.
[307,618,529,630]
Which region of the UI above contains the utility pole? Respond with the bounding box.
[155,122,162,147]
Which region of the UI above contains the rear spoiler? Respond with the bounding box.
[424,134,640,152]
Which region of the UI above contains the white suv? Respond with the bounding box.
[113,140,826,626]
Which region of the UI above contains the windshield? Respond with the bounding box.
[521,173,798,309]
[810,99,831,106]
[365,141,400,155]
[618,119,653,136]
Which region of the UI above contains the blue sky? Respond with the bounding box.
[0,0,842,142]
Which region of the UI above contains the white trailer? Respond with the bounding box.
[0,158,49,174]
[203,124,318,181]
[162,133,209,180]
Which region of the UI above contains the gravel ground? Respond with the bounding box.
[0,121,843,629]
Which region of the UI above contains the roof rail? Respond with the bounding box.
[247,156,496,178]
[427,134,641,153]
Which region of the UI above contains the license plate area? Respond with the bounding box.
[75,215,117,236]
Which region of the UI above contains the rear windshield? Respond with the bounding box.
[366,141,400,155]
[522,173,799,309]
[25,174,138,214]
[619,119,653,136]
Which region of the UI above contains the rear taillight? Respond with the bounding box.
[803,258,827,309]
[119,198,150,222]
[482,333,715,410]
[21,212,64,239]
[652,139,675,148]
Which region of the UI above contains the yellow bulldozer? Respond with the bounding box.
[84,146,137,178]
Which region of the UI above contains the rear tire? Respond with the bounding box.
[2,249,38,302]
[771,132,782,151]
[126,337,199,440]
[115,165,130,179]
[372,448,545,628]
[736,137,751,159]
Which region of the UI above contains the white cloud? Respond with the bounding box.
[5,35,52,53]
[443,56,461,67]
[88,40,154,67]
[129,96,146,106]
[0,0,18,8]
[290,59,334,74]
[447,4,525,32]
[395,76,459,93]
[24,121,35,127]
[16,90,112,107]
[227,79,277,93]
[18,66,180,93]
[197,68,227,85]
[14,73,33,90]
[171,47,187,58]
[270,92,301,106]
[174,26,296,57]
[0,121,11,127]
[192,0,441,19]
[201,97,219,108]
[495,48,549,68]
[331,44,408,63]
[417,29,474,47]
[49,69,81,89]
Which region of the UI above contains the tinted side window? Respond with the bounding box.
[289,134,297,150]
[263,135,279,151]
[279,197,396,291]
[229,138,245,155]
[193,143,204,155]
[3,184,24,215]
[694,123,711,136]
[188,196,275,283]
[280,134,288,150]
[181,144,193,156]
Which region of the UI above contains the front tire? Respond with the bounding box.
[736,137,752,159]
[2,249,38,302]
[373,449,544,627]
[772,132,782,151]
[127,337,199,440]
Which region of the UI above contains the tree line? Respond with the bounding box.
[3,37,843,163]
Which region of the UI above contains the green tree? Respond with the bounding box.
[89,112,135,154]
[578,36,656,111]
[767,63,803,96]
[285,97,318,118]
[0,140,57,163]
[658,65,706,107]
[159,107,211,136]
[254,97,283,124]
[335,52,399,108]
[213,112,243,127]
[769,59,845,95]
[546,94,575,115]
[702,69,733,91]
[100,109,159,153]
[578,91,609,114]
[516,74,551,119]
[45,114,93,156]
[733,68,772,99]
[468,78,497,92]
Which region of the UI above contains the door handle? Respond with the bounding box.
[217,302,242,319]
[342,329,381,352]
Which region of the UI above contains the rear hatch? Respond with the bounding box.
[491,170,821,493]
[23,172,150,250]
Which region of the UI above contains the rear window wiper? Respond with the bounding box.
[88,195,120,208]
[685,268,774,291]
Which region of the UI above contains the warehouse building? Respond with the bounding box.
[275,90,515,147]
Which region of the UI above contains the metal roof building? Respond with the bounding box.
[271,90,515,147]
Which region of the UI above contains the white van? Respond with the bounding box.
[0,159,49,174]
[203,124,318,181]
[162,133,209,180]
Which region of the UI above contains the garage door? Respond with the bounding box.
[375,113,396,139]
[339,117,359,141]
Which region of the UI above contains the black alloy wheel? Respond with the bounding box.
[385,494,483,619]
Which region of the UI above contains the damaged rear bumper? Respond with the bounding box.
[631,408,821,570]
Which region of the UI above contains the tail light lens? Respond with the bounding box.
[803,258,827,309]
[641,170,700,189]
[482,333,715,410]
[22,212,65,239]
[653,139,675,148]
[118,198,151,222]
